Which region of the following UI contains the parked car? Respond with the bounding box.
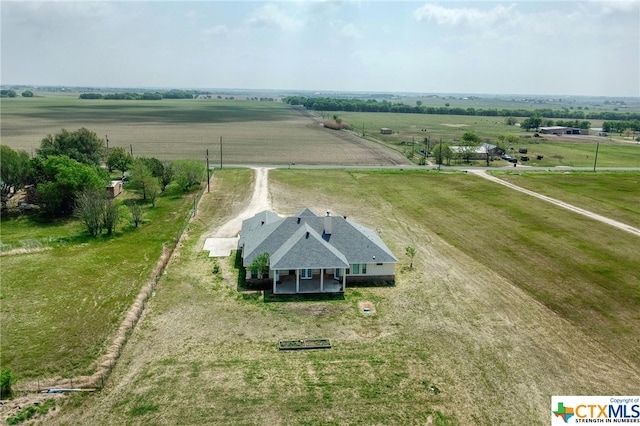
[508,158,517,163]
[518,148,528,154]
[520,156,529,161]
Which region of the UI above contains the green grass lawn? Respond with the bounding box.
[492,171,640,228]
[0,191,194,380]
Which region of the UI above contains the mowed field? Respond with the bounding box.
[0,97,408,165]
[48,169,640,426]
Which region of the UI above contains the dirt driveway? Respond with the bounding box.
[202,167,273,256]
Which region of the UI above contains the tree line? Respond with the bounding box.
[602,120,640,133]
[1,89,33,98]
[1,128,207,236]
[79,89,205,100]
[283,96,640,122]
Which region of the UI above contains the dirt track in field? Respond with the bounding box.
[468,169,640,237]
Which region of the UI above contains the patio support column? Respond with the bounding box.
[296,269,300,293]
[320,268,324,292]
[273,271,277,294]
[342,268,346,289]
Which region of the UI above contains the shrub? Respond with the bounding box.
[1,367,15,398]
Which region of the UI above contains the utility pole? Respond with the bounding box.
[593,141,600,172]
[206,149,210,193]
[220,136,222,169]
[105,135,109,151]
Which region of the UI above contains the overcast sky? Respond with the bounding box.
[1,0,639,97]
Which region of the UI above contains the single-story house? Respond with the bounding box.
[539,126,589,135]
[449,143,504,160]
[238,208,398,294]
[380,128,393,134]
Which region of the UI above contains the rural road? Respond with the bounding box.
[468,169,640,237]
[203,167,272,256]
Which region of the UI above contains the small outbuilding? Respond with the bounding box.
[380,128,393,134]
[106,180,122,198]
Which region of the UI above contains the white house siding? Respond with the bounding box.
[366,263,395,276]
[347,262,394,276]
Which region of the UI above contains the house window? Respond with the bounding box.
[362,263,367,274]
[352,264,360,274]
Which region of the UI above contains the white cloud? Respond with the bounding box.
[245,4,305,32]
[339,23,363,39]
[201,25,229,37]
[414,3,518,27]
[590,0,640,15]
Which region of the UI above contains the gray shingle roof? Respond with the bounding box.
[240,209,398,268]
[270,224,349,269]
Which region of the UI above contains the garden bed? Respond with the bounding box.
[278,339,332,350]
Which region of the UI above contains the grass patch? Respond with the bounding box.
[491,171,640,228]
[129,404,160,417]
[0,191,194,380]
[6,399,56,425]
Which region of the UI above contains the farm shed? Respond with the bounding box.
[380,128,393,134]
[539,126,589,135]
[106,180,122,198]
[449,143,503,160]
[239,208,397,294]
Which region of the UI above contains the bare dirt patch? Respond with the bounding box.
[358,301,376,316]
[442,123,469,128]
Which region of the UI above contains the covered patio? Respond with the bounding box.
[272,269,345,294]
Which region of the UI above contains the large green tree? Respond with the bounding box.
[31,155,105,216]
[172,160,205,193]
[106,147,133,174]
[433,142,453,166]
[461,131,482,145]
[1,145,30,200]
[128,160,158,202]
[521,116,542,131]
[38,128,105,166]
